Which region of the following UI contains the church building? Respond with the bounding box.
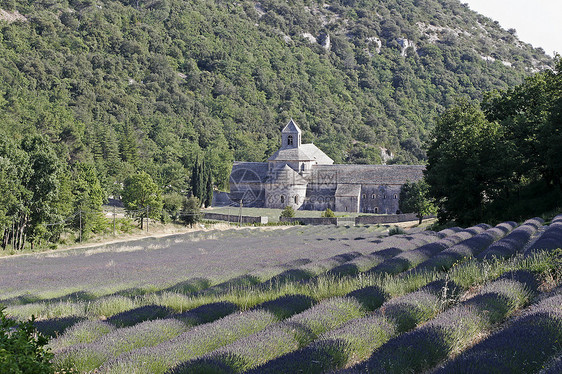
[214,120,425,213]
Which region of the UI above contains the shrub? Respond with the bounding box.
[280,206,296,218]
[321,208,336,218]
[0,307,54,373]
[388,226,406,236]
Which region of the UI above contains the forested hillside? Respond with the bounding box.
[0,0,552,188]
[0,0,555,248]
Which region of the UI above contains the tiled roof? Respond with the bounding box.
[230,162,269,181]
[300,144,334,165]
[268,147,315,162]
[335,184,361,197]
[267,165,307,184]
[313,164,425,185]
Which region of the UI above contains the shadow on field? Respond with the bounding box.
[0,290,97,308]
[34,316,86,338]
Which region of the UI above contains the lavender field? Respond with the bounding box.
[2,216,562,373]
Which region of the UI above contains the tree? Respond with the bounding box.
[425,101,504,224]
[181,196,200,228]
[71,163,106,240]
[399,179,436,224]
[122,171,163,229]
[190,155,214,208]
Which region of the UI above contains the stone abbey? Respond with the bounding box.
[214,120,425,213]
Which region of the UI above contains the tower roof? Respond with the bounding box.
[282,119,301,134]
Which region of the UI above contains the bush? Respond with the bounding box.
[321,208,336,218]
[0,307,54,373]
[389,226,406,236]
[280,206,296,218]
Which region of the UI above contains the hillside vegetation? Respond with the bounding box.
[0,0,555,248]
[0,0,552,182]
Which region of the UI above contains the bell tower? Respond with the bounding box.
[281,119,301,149]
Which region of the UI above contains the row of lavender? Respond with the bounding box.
[161,219,556,373]
[33,215,562,372]
[52,221,516,370]
[48,226,482,372]
[160,220,551,373]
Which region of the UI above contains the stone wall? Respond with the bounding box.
[279,213,423,225]
[203,212,269,225]
[355,213,420,224]
[279,217,338,225]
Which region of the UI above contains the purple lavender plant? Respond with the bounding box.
[415,222,516,272]
[435,294,562,374]
[101,310,278,374]
[251,294,315,320]
[357,270,536,373]
[479,218,542,260]
[525,220,562,256]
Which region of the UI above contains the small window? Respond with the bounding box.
[394,194,398,199]
[294,195,299,204]
[372,194,376,199]
[374,207,379,213]
[362,194,366,199]
[383,195,387,199]
[287,135,293,146]
[280,195,285,204]
[345,206,348,212]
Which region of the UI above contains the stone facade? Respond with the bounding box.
[215,120,425,213]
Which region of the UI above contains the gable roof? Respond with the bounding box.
[268,143,333,164]
[300,144,334,165]
[282,119,301,134]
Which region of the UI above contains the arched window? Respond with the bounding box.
[287,135,293,146]
[374,207,379,213]
[372,194,376,199]
[294,195,299,204]
[362,194,366,199]
[280,195,285,204]
[394,194,398,199]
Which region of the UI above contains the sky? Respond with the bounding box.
[462,0,561,57]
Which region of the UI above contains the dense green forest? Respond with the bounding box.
[0,0,554,247]
[426,59,562,224]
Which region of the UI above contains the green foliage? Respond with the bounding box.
[72,163,106,239]
[162,192,187,222]
[122,171,163,229]
[191,155,214,208]
[0,0,554,237]
[399,179,436,224]
[280,206,296,218]
[0,307,54,374]
[427,59,562,224]
[388,226,406,236]
[181,197,201,228]
[426,101,504,224]
[321,208,336,218]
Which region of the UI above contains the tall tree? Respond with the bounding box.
[425,101,504,224]
[122,171,163,229]
[399,179,436,224]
